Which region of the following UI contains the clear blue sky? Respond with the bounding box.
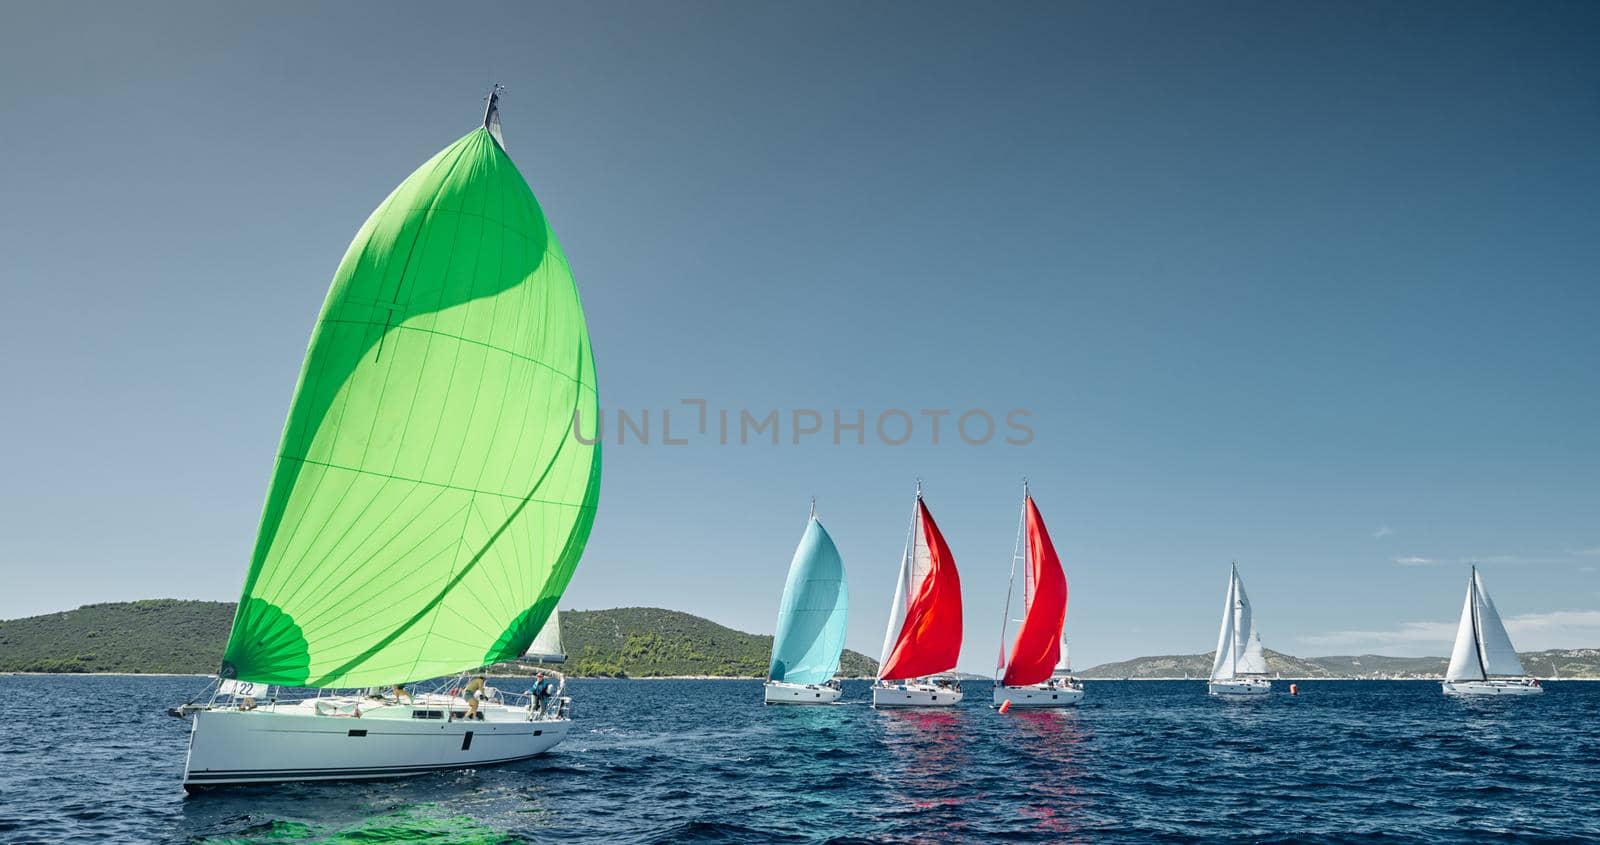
[2,2,1597,670]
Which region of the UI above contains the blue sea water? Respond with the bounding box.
[1,675,1597,843]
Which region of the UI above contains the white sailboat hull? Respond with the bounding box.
[1442,679,1544,697]
[872,681,963,708]
[1208,678,1271,696]
[763,681,843,705]
[993,683,1083,708]
[183,702,570,789]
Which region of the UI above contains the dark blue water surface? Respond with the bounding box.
[2,676,1598,843]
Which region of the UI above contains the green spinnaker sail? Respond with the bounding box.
[220,118,600,688]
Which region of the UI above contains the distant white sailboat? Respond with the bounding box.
[764,501,848,705]
[1208,563,1271,696]
[992,483,1083,708]
[1442,567,1543,696]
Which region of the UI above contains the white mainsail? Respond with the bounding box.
[1473,571,1525,676]
[523,609,566,664]
[1445,568,1526,681]
[1053,633,1071,676]
[877,501,921,676]
[1239,629,1267,675]
[1211,564,1267,680]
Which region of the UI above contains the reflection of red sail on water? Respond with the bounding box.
[874,708,971,816]
[1007,710,1091,835]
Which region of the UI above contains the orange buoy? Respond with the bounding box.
[999,699,1013,714]
[1290,683,1298,696]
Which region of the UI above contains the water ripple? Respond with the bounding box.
[3,676,1600,842]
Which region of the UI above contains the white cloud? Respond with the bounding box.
[1299,610,1600,655]
[1372,526,1395,539]
[1391,552,1586,567]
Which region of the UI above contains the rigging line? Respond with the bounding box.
[996,486,1026,680]
[1470,569,1488,680]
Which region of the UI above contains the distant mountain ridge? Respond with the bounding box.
[6,601,1595,679]
[0,601,878,679]
[545,607,879,678]
[1078,648,1600,679]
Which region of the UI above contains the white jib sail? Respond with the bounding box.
[1473,570,1526,677]
[523,608,566,664]
[1234,573,1268,676]
[1211,568,1238,680]
[877,500,922,678]
[1054,632,1071,676]
[1445,580,1482,681]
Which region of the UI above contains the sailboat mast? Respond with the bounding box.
[482,83,507,149]
[908,481,922,612]
[995,481,1028,680]
[1468,565,1488,680]
[1230,562,1240,678]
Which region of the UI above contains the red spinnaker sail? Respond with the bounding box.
[1001,496,1067,686]
[879,500,963,681]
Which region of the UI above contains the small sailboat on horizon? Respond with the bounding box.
[764,500,849,705]
[1442,566,1543,696]
[873,483,965,708]
[993,483,1083,708]
[1208,562,1271,696]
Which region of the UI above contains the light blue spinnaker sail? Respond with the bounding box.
[768,514,849,685]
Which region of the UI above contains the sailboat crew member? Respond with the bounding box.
[532,672,554,714]
[462,676,486,720]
